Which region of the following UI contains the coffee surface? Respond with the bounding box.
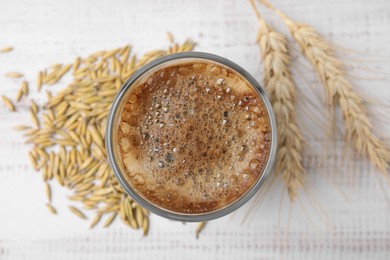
[117,61,271,213]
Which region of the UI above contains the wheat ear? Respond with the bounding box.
[250,0,306,200]
[258,0,390,178]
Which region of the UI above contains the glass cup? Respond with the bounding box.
[106,52,277,222]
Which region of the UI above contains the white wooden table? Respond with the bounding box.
[1,0,390,259]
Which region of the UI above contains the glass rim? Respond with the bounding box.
[106,52,277,222]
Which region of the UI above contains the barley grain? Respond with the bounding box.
[69,206,87,219]
[135,206,144,228]
[103,212,117,228]
[142,217,149,236]
[31,99,39,114]
[46,203,57,214]
[0,46,13,52]
[16,89,23,102]
[45,182,52,202]
[30,109,40,128]
[89,212,103,228]
[14,125,31,131]
[5,72,23,78]
[2,95,16,111]
[28,151,38,170]
[21,81,29,96]
[36,71,43,91]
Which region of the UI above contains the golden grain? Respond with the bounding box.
[57,64,72,78]
[46,203,57,214]
[45,182,52,202]
[119,199,126,221]
[83,96,103,104]
[30,109,40,128]
[102,48,120,60]
[2,95,16,111]
[75,182,94,193]
[73,57,81,73]
[68,195,85,201]
[141,208,149,216]
[31,99,39,114]
[0,46,13,52]
[69,101,90,110]
[23,128,38,136]
[69,206,87,219]
[16,89,23,102]
[93,187,112,196]
[36,147,49,162]
[54,170,64,187]
[135,206,143,225]
[142,217,149,236]
[50,63,62,69]
[36,71,43,91]
[128,216,138,229]
[5,72,23,78]
[45,90,52,100]
[14,125,31,131]
[20,81,29,96]
[120,46,131,65]
[124,198,135,227]
[103,212,117,228]
[78,157,94,171]
[42,165,49,181]
[89,212,103,228]
[28,151,38,170]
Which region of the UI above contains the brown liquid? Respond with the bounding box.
[116,61,271,214]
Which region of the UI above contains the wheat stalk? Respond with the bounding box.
[250,0,305,201]
[258,0,390,178]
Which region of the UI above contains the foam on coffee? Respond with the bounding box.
[116,61,271,214]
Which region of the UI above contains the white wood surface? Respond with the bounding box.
[1,0,390,259]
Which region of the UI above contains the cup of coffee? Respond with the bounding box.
[106,52,277,222]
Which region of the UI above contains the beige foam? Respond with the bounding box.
[116,61,271,214]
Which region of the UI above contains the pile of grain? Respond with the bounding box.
[2,38,195,234]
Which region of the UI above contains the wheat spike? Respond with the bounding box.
[258,0,390,178]
[250,0,305,201]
